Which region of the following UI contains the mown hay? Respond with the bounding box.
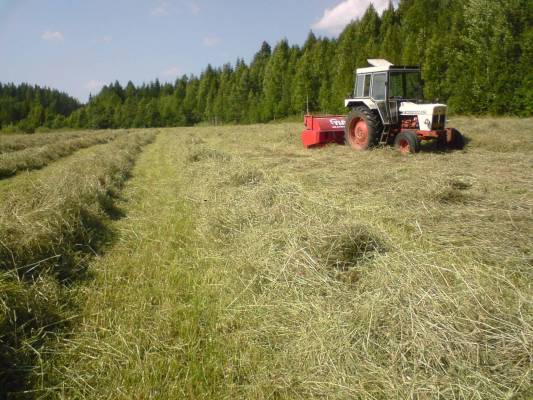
[0,131,88,154]
[314,224,388,271]
[187,147,231,162]
[9,119,531,399]
[0,131,123,178]
[0,272,65,395]
[171,120,532,399]
[0,130,156,397]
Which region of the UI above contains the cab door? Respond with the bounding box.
[370,73,390,127]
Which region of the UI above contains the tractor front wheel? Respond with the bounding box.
[394,131,420,154]
[345,107,382,151]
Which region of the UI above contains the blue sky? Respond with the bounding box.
[0,0,392,102]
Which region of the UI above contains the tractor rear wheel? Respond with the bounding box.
[344,107,382,151]
[394,131,420,154]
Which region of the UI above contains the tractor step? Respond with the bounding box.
[379,125,391,144]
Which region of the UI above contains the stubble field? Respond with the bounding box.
[0,117,532,399]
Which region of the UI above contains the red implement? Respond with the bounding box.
[301,115,346,148]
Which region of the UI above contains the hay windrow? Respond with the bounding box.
[0,131,89,154]
[0,130,124,178]
[0,131,156,278]
[0,130,156,396]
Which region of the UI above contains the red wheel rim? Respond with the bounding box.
[349,118,368,150]
[398,139,410,154]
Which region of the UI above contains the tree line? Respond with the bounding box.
[1,0,531,132]
[0,83,81,132]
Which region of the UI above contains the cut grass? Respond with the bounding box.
[4,117,533,399]
[0,131,124,178]
[180,118,532,399]
[171,120,531,398]
[0,130,156,277]
[0,130,156,396]
[0,271,66,398]
[36,130,236,399]
[0,131,89,154]
[449,116,533,153]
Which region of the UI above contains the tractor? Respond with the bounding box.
[301,59,465,153]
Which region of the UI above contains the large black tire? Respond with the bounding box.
[449,128,465,150]
[394,131,421,154]
[344,107,383,151]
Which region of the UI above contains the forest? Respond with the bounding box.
[1,0,531,132]
[0,83,80,132]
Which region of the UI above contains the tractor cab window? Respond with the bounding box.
[389,71,422,100]
[371,73,386,100]
[363,74,371,97]
[355,74,365,97]
[355,74,371,97]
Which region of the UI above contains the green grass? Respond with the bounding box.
[2,117,532,399]
[39,131,235,398]
[0,130,156,396]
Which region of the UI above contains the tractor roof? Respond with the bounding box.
[356,59,420,74]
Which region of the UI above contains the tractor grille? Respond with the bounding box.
[432,114,446,130]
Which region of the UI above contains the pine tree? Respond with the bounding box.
[27,103,45,129]
[197,65,218,121]
[249,41,271,95]
[379,2,402,63]
[262,39,290,120]
[183,77,200,125]
[145,98,161,127]
[447,0,518,114]
[226,59,250,123]
[512,8,533,115]
[292,33,317,114]
[332,22,359,112]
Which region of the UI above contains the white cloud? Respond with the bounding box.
[84,80,105,91]
[151,1,169,16]
[313,0,397,35]
[162,66,181,77]
[41,30,64,41]
[190,2,201,15]
[202,36,220,47]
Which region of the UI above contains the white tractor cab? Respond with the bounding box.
[344,59,464,153]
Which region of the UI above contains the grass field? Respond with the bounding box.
[0,131,89,154]
[0,131,125,178]
[1,117,532,399]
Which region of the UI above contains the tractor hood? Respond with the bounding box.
[399,102,447,116]
[399,102,447,131]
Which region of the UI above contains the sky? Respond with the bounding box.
[0,0,394,102]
